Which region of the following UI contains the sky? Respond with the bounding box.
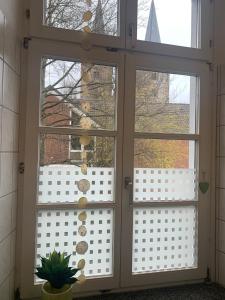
[137,0,192,47]
[137,0,195,104]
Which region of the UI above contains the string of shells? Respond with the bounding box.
[76,89,92,284]
[82,0,93,33]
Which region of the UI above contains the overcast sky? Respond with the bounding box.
[138,0,192,47]
[137,0,194,104]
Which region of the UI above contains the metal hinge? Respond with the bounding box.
[23,37,32,49]
[25,9,30,19]
[18,162,25,174]
[106,47,118,52]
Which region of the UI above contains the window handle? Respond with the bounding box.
[128,23,136,48]
[125,177,133,205]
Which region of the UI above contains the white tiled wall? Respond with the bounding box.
[216,66,225,287]
[0,0,21,298]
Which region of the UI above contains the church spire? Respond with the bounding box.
[93,0,105,34]
[145,0,161,43]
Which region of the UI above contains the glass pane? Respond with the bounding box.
[38,134,115,203]
[134,139,197,202]
[35,208,114,281]
[132,206,197,274]
[137,0,200,48]
[135,70,199,134]
[44,0,119,36]
[41,59,117,130]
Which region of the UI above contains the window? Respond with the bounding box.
[20,0,212,298]
[137,0,200,48]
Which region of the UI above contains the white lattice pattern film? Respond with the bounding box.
[38,166,114,203]
[134,168,196,202]
[36,209,113,280]
[132,206,197,273]
[38,166,196,203]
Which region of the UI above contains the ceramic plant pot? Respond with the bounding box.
[41,282,73,300]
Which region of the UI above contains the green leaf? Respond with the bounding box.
[35,251,80,289]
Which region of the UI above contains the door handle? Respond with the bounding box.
[124,177,133,205]
[128,23,136,48]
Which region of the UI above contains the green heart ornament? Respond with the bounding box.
[199,182,209,194]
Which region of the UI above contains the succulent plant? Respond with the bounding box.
[35,251,80,290]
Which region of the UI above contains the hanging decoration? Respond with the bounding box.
[76,241,88,255]
[80,136,91,146]
[80,116,92,130]
[81,101,91,112]
[78,197,88,208]
[82,11,93,22]
[77,259,86,269]
[78,211,87,222]
[78,225,87,237]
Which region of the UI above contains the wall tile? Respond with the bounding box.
[218,251,225,286]
[219,157,225,188]
[218,188,225,221]
[220,95,225,126]
[3,63,19,113]
[11,193,16,231]
[0,236,11,285]
[10,231,15,270]
[0,152,13,197]
[218,220,225,253]
[0,194,12,242]
[216,158,220,187]
[217,126,220,157]
[1,108,18,152]
[4,21,20,74]
[12,153,17,192]
[0,58,3,105]
[9,270,14,300]
[220,126,225,156]
[0,276,10,300]
[0,10,4,60]
[217,96,221,127]
[220,65,225,95]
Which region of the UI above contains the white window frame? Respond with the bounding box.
[28,0,126,49]
[19,39,125,299]
[28,0,213,61]
[19,1,214,298]
[126,0,213,61]
[120,52,212,287]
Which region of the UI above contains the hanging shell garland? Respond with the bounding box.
[78,197,88,208]
[83,11,92,22]
[78,211,87,221]
[78,225,87,237]
[77,259,86,269]
[76,241,88,255]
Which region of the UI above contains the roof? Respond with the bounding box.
[145,0,161,43]
[93,0,105,34]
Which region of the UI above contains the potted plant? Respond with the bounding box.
[35,250,80,300]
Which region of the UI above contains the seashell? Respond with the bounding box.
[76,241,88,254]
[78,211,87,221]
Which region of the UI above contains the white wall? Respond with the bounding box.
[215,0,225,287]
[0,0,21,298]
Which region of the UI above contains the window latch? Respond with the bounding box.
[128,23,136,48]
[125,176,133,205]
